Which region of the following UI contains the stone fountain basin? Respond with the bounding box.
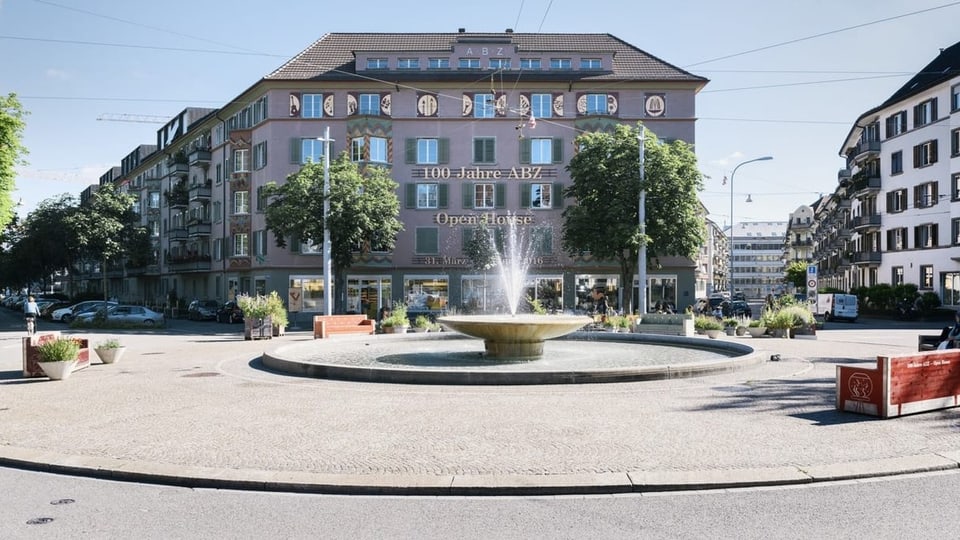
[438,314,595,358]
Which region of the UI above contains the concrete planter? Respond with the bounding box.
[95,346,126,364]
[40,359,78,380]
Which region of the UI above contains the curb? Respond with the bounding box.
[2,445,958,496]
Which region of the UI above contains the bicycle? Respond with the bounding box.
[25,315,36,336]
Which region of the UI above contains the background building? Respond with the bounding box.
[730,221,787,299]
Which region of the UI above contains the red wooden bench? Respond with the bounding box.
[313,315,375,339]
[837,349,960,418]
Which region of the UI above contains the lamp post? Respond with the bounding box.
[637,126,647,315]
[317,127,335,316]
[728,156,772,296]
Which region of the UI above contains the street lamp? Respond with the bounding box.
[729,156,772,296]
[317,127,335,316]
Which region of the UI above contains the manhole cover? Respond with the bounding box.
[27,517,54,525]
[50,499,75,505]
[182,372,221,378]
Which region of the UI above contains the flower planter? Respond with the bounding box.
[41,359,78,380]
[244,316,273,340]
[746,326,768,338]
[95,346,126,364]
[705,329,722,339]
[724,327,737,336]
[736,326,747,336]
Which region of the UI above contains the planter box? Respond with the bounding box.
[22,332,90,378]
[244,316,273,340]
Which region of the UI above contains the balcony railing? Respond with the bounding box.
[188,148,211,167]
[168,161,189,177]
[851,214,881,231]
[189,182,212,201]
[168,227,188,241]
[850,140,881,163]
[852,251,882,264]
[188,221,212,237]
[166,253,212,272]
[850,173,881,195]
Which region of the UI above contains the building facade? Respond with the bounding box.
[730,221,787,299]
[816,40,960,305]
[79,31,708,316]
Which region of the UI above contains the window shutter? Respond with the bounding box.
[931,99,938,121]
[290,138,301,163]
[261,231,268,255]
[913,145,921,168]
[886,191,893,211]
[553,182,564,203]
[933,181,939,202]
[438,183,449,208]
[519,138,531,164]
[251,231,259,256]
[520,183,531,208]
[405,183,416,208]
[462,227,471,253]
[885,117,893,138]
[913,185,921,207]
[552,138,564,163]
[415,227,439,254]
[931,140,938,164]
[541,228,553,254]
[438,138,450,163]
[913,104,921,125]
[290,235,299,253]
[462,183,474,209]
[495,183,506,208]
[405,139,416,164]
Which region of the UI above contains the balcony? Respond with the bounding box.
[851,214,881,231]
[189,182,212,201]
[164,182,189,208]
[849,140,881,163]
[187,220,212,237]
[167,253,212,272]
[837,168,851,182]
[849,172,881,196]
[188,148,211,167]
[168,227,188,241]
[852,251,882,265]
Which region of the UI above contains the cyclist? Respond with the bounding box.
[23,295,39,335]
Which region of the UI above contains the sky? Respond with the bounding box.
[3,0,959,228]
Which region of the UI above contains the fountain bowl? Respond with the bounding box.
[438,314,594,359]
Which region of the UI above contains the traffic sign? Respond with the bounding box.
[808,279,817,288]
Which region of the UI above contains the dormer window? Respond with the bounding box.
[398,58,420,69]
[366,58,388,69]
[550,58,571,69]
[429,58,450,69]
[459,58,480,69]
[489,58,511,69]
[580,58,602,69]
[520,58,541,69]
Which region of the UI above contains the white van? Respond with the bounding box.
[816,294,858,322]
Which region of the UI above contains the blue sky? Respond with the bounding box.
[3,0,959,226]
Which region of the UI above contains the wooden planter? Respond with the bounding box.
[244,316,273,340]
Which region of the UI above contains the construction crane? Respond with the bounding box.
[96,113,167,124]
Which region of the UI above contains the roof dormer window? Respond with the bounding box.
[366,58,388,69]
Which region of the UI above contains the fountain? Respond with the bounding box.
[438,213,592,359]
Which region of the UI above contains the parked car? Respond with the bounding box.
[216,301,243,324]
[52,300,116,323]
[75,304,165,325]
[39,300,71,320]
[187,300,219,321]
[723,300,753,318]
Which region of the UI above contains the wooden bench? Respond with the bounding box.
[633,313,694,337]
[313,315,375,339]
[918,327,951,351]
[837,349,960,418]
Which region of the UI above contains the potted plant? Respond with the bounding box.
[722,318,739,336]
[263,291,289,337]
[694,315,723,338]
[617,314,631,333]
[746,319,768,338]
[237,294,273,340]
[382,304,409,334]
[412,315,432,333]
[603,315,620,332]
[36,337,82,380]
[94,338,126,364]
[766,309,796,338]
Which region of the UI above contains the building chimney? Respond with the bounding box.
[505,28,513,33]
[458,28,466,33]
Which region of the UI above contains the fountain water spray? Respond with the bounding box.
[489,212,533,315]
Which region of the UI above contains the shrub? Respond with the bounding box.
[96,338,122,349]
[414,315,432,329]
[36,338,81,362]
[722,318,739,328]
[237,292,288,327]
[694,315,722,331]
[383,304,409,327]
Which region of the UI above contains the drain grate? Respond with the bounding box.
[27,517,54,525]
[50,499,75,505]
[182,372,222,378]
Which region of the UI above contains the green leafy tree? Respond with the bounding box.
[64,184,138,303]
[562,124,705,313]
[784,260,809,291]
[0,93,28,231]
[263,153,403,311]
[18,194,79,292]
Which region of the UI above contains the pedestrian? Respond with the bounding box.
[592,287,608,322]
[940,310,960,349]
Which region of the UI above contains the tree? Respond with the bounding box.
[562,124,705,313]
[0,93,28,231]
[462,217,499,312]
[19,194,79,292]
[784,261,809,291]
[64,184,138,302]
[263,153,403,311]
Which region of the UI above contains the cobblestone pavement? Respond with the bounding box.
[2,323,959,494]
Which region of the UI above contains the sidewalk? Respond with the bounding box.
[1,325,959,495]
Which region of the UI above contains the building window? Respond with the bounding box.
[232,233,249,256]
[892,266,904,286]
[489,58,511,69]
[415,227,439,254]
[885,110,907,138]
[359,94,380,115]
[887,227,908,251]
[256,186,268,211]
[299,139,325,164]
[473,137,496,163]
[890,150,903,175]
[474,183,495,209]
[253,230,268,256]
[913,139,938,168]
[302,94,323,118]
[148,191,160,209]
[530,93,552,118]
[914,98,937,127]
[952,83,960,112]
[584,94,608,115]
[369,136,387,163]
[417,138,438,164]
[417,183,438,209]
[459,58,480,69]
[914,223,938,249]
[213,201,222,222]
[953,173,960,201]
[473,93,495,118]
[953,218,960,246]
[300,240,321,254]
[350,137,386,163]
[549,58,571,69]
[234,190,249,214]
[914,182,938,209]
[580,58,602,69]
[213,238,222,261]
[951,127,960,157]
[350,138,364,162]
[365,58,388,69]
[149,220,159,237]
[530,138,554,165]
[428,58,449,69]
[215,163,222,185]
[397,58,420,69]
[520,58,541,69]
[921,265,934,289]
[253,141,267,170]
[530,183,552,209]
[888,189,907,213]
[233,149,250,173]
